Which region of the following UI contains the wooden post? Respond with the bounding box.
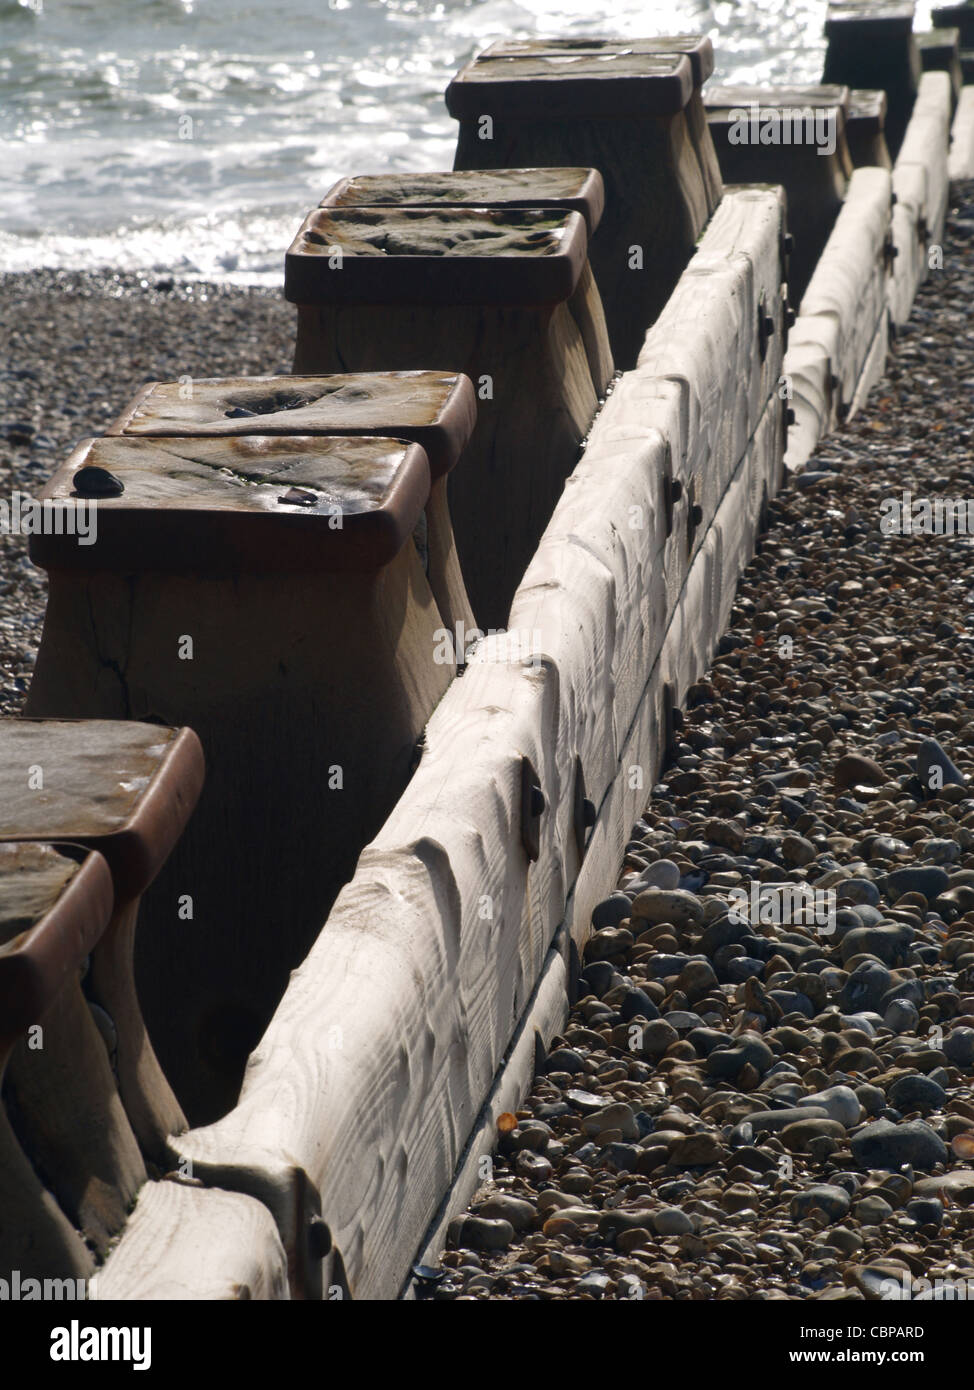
[0,841,122,1277]
[823,2,920,157]
[287,206,598,631]
[446,43,714,370]
[847,89,893,167]
[0,718,202,1165]
[704,84,854,301]
[106,370,478,635]
[917,28,963,111]
[317,169,614,395]
[26,436,453,1126]
[931,3,974,44]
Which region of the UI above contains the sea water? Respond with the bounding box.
[0,0,936,284]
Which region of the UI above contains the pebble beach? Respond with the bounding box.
[429,181,974,1301]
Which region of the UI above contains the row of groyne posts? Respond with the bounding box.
[1,2,973,1301]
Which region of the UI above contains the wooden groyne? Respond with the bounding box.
[1,5,972,1300]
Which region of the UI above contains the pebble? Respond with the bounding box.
[630,888,705,928]
[944,1026,974,1068]
[447,1216,515,1252]
[653,1207,694,1236]
[631,858,681,891]
[791,1186,852,1222]
[916,737,966,793]
[887,1073,947,1113]
[885,866,949,903]
[798,1086,862,1127]
[591,893,632,930]
[475,1195,537,1231]
[884,998,920,1034]
[850,1120,948,1172]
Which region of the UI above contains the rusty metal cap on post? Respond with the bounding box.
[0,720,205,901]
[445,46,693,120]
[29,435,432,576]
[319,168,606,239]
[0,842,114,1046]
[105,371,476,483]
[284,206,588,307]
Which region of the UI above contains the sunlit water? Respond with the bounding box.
[0,0,936,284]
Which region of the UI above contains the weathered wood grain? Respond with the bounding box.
[93,1178,290,1300]
[402,934,569,1296]
[0,843,113,1283]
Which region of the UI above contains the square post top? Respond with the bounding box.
[445,46,694,119]
[704,83,852,123]
[847,88,888,131]
[319,168,605,238]
[108,372,476,482]
[825,2,916,37]
[0,720,204,900]
[285,206,588,306]
[476,35,714,87]
[30,435,432,576]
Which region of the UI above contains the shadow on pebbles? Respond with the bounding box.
[423,182,974,1301]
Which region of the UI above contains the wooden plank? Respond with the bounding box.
[569,392,783,948]
[948,85,974,178]
[402,935,569,1296]
[782,317,839,469]
[92,1179,290,1300]
[890,162,929,325]
[639,186,786,470]
[797,166,892,413]
[895,71,953,241]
